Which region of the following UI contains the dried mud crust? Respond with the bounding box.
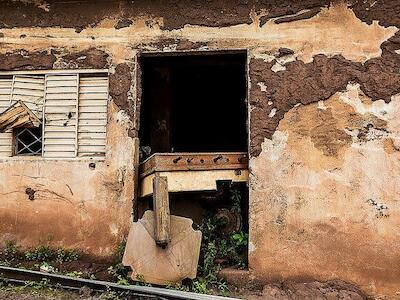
[249,31,400,157]
[0,0,330,31]
[0,49,109,71]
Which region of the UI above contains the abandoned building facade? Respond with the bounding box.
[0,0,399,298]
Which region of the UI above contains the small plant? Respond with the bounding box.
[2,241,20,261]
[192,279,210,294]
[23,278,51,290]
[166,282,190,292]
[231,231,248,247]
[135,274,151,287]
[116,238,127,260]
[108,264,129,286]
[56,248,79,263]
[25,246,55,261]
[65,271,83,278]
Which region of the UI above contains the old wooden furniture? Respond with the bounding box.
[139,152,249,197]
[138,152,248,246]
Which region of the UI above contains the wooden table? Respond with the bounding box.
[139,152,249,197]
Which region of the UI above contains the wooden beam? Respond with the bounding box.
[140,169,249,198]
[140,152,248,178]
[152,174,171,248]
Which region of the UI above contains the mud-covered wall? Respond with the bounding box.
[0,0,399,297]
[0,49,138,257]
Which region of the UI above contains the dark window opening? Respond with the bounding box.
[14,126,42,156]
[139,52,247,159]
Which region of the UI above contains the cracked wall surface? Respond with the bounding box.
[0,0,399,297]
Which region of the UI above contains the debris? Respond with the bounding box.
[122,210,202,285]
[0,101,41,132]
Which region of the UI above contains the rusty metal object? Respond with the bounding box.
[215,208,242,235]
[140,152,248,178]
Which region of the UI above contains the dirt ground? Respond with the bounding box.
[0,280,370,300]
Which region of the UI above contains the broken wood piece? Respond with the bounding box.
[0,101,41,132]
[122,210,202,285]
[152,174,171,247]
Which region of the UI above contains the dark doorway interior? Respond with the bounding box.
[139,52,247,158]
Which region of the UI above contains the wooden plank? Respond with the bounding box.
[45,113,76,120]
[44,144,75,151]
[46,119,76,127]
[79,119,107,126]
[78,132,106,139]
[78,139,106,146]
[79,93,108,100]
[46,75,79,81]
[46,86,78,93]
[140,152,248,178]
[79,86,108,93]
[13,82,45,90]
[13,77,45,84]
[43,138,76,145]
[79,81,108,87]
[79,100,108,107]
[44,125,76,132]
[46,131,76,138]
[79,106,107,113]
[78,145,106,152]
[78,126,106,133]
[45,93,77,100]
[78,112,107,119]
[42,151,75,158]
[46,80,77,87]
[45,101,77,107]
[140,169,249,198]
[152,174,171,248]
[45,106,76,113]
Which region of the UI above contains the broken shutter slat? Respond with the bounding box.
[11,75,45,119]
[43,74,79,158]
[77,76,108,157]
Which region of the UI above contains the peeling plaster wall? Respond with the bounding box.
[0,0,400,297]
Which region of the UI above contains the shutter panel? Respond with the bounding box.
[43,74,79,158]
[0,78,12,113]
[0,131,12,157]
[78,76,108,157]
[0,78,13,157]
[11,75,45,118]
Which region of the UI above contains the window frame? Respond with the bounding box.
[0,69,109,160]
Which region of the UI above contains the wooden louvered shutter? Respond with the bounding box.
[43,74,79,158]
[0,78,13,157]
[11,75,45,118]
[77,76,108,157]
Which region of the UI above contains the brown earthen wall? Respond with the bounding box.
[0,0,399,297]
